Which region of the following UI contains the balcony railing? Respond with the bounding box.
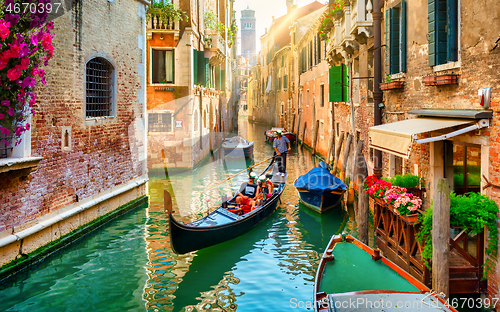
[146,9,180,40]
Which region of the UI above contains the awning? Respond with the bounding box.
[369,118,489,159]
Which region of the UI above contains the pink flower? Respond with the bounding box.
[25,123,30,130]
[0,19,10,41]
[46,21,54,30]
[0,113,4,120]
[20,57,30,70]
[7,67,22,81]
[0,139,9,146]
[42,32,52,50]
[31,109,36,116]
[1,100,10,107]
[0,127,10,136]
[8,106,15,116]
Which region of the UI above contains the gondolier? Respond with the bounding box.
[273,130,291,176]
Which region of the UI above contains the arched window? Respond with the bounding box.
[86,57,115,118]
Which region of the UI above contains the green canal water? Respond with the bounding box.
[0,120,358,311]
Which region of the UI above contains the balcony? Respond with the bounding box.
[349,0,373,42]
[204,30,226,66]
[146,9,180,41]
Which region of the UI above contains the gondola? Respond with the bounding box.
[221,136,254,158]
[264,127,296,144]
[314,234,457,312]
[167,158,286,255]
[293,162,347,213]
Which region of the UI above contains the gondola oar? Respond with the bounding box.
[200,155,275,194]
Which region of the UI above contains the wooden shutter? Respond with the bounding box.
[197,50,206,86]
[312,35,316,66]
[436,0,447,65]
[428,0,436,66]
[401,0,407,72]
[446,0,458,62]
[329,66,342,102]
[205,58,210,88]
[389,7,400,74]
[385,9,391,74]
[193,49,198,85]
[215,66,221,90]
[152,49,156,83]
[221,70,226,91]
[317,34,322,63]
[342,63,349,103]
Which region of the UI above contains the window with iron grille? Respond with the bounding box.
[86,57,114,118]
[148,112,173,133]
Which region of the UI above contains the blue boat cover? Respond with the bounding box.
[294,167,347,194]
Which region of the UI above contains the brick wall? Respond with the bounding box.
[0,0,146,233]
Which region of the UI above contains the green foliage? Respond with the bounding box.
[146,2,188,25]
[389,174,424,189]
[416,192,499,278]
[205,11,226,35]
[385,75,392,83]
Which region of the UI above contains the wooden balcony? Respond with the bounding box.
[146,8,180,41]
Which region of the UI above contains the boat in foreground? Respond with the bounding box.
[167,159,286,254]
[265,127,296,144]
[314,234,457,312]
[222,136,254,158]
[294,162,347,213]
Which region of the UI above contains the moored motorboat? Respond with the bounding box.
[294,162,347,213]
[314,234,457,312]
[222,136,254,158]
[265,127,296,144]
[167,158,287,255]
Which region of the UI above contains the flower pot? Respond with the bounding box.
[372,196,387,207]
[380,81,404,91]
[388,203,420,225]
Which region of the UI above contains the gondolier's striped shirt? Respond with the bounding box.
[273,136,290,154]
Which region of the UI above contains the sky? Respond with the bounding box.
[233,0,326,54]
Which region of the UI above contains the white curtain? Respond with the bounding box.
[165,50,174,83]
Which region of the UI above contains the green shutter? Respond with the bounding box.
[401,0,407,72]
[389,7,400,74]
[428,0,436,66]
[446,0,458,62]
[205,59,210,88]
[385,9,391,74]
[436,0,447,65]
[342,63,349,103]
[197,50,206,86]
[215,66,221,90]
[329,66,342,102]
[152,49,155,83]
[193,49,198,85]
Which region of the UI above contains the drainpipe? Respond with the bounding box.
[373,0,383,178]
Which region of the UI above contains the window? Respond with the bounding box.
[445,142,481,195]
[336,122,339,137]
[86,57,115,118]
[148,112,173,133]
[319,120,324,138]
[152,49,174,84]
[385,1,406,75]
[306,90,310,107]
[283,75,288,89]
[320,84,325,107]
[428,0,459,66]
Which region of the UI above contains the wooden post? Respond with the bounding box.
[327,132,335,164]
[296,113,301,145]
[333,132,345,173]
[291,114,296,133]
[301,123,307,147]
[356,143,369,245]
[313,120,320,155]
[352,140,364,183]
[432,178,450,298]
[341,133,353,180]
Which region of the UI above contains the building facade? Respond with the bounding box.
[146,0,238,174]
[0,0,149,267]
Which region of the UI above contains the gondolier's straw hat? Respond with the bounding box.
[276,130,282,134]
[258,175,266,181]
[249,172,257,179]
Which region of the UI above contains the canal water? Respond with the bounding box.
[0,119,358,312]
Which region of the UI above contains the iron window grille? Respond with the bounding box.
[86,57,114,118]
[148,112,173,133]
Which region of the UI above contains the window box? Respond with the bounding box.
[0,156,43,175]
[423,74,458,86]
[380,81,404,91]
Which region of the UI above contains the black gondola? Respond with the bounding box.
[167,158,286,255]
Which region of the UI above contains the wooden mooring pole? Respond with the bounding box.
[340,133,353,180]
[301,123,307,147]
[333,132,345,173]
[312,120,319,155]
[432,178,450,298]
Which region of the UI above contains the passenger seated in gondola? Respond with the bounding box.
[255,175,274,206]
[235,172,258,213]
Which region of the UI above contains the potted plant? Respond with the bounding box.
[146,2,188,30]
[0,2,54,156]
[389,174,425,199]
[380,75,404,90]
[391,192,422,224]
[364,175,391,206]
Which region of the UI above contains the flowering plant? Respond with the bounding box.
[0,0,54,149]
[393,193,422,216]
[367,179,392,199]
[383,186,407,205]
[317,0,345,40]
[363,174,378,191]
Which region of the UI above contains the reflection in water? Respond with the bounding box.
[0,119,358,312]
